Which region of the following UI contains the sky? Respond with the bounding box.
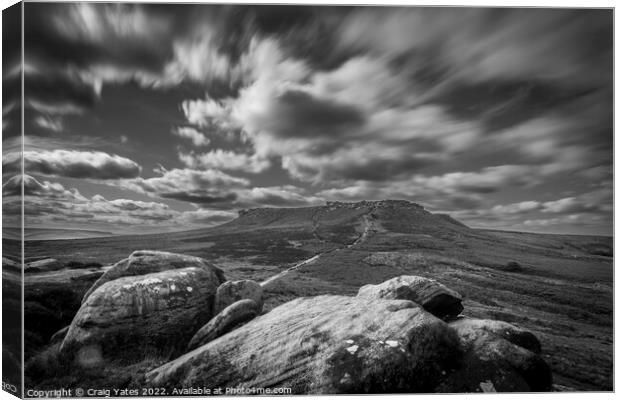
[1,3,613,235]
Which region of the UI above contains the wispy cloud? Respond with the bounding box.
[13,4,612,234]
[3,174,238,231]
[172,127,211,147]
[34,115,64,132]
[4,150,141,179]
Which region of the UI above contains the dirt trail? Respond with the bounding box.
[260,254,322,288]
[261,207,377,288]
[310,208,324,242]
[348,213,375,248]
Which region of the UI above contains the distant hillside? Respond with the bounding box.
[434,213,470,228]
[19,199,612,391]
[3,227,115,241]
[221,200,469,234]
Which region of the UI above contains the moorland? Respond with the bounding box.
[4,200,613,391]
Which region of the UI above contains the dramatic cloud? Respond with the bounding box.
[2,174,240,232]
[178,149,270,174]
[2,101,19,137]
[3,174,85,200]
[122,167,249,194]
[13,4,612,235]
[3,175,181,229]
[522,214,607,229]
[337,8,612,87]
[236,186,324,208]
[541,188,612,215]
[411,165,541,194]
[34,115,64,132]
[440,185,612,234]
[489,201,542,215]
[182,96,236,129]
[6,134,114,153]
[24,68,99,115]
[484,116,611,176]
[178,209,237,225]
[160,23,241,86]
[27,3,174,86]
[3,150,141,179]
[181,43,482,181]
[159,191,237,205]
[317,164,539,206]
[111,166,323,210]
[172,127,210,147]
[21,3,179,134]
[113,167,248,207]
[241,89,366,139]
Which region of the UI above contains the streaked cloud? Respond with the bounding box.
[172,127,211,147]
[11,4,612,235]
[114,167,249,205]
[4,150,141,179]
[3,174,237,232]
[34,115,64,132]
[178,149,270,174]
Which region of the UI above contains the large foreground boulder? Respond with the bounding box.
[61,265,223,366]
[357,276,463,319]
[145,295,462,393]
[82,250,225,303]
[187,299,260,351]
[437,318,552,392]
[213,279,263,314]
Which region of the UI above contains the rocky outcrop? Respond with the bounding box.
[43,248,552,394]
[357,276,463,319]
[142,274,552,393]
[187,299,260,351]
[145,295,462,393]
[61,262,224,366]
[450,318,542,354]
[213,279,263,314]
[325,200,424,210]
[82,250,225,303]
[436,317,552,392]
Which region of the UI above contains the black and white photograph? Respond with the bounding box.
[1,1,614,396]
